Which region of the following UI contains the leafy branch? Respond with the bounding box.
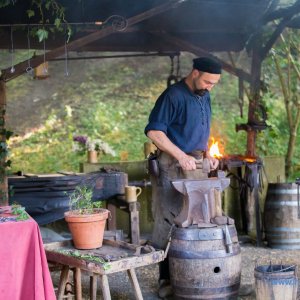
[11,204,30,221]
[0,0,72,42]
[28,0,72,42]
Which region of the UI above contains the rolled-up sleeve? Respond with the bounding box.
[144,92,175,135]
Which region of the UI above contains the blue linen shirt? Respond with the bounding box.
[144,80,211,153]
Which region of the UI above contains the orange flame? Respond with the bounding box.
[244,157,256,163]
[209,138,223,158]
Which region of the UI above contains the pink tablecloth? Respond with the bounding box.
[0,213,56,300]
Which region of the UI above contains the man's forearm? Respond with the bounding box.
[147,130,197,170]
[147,130,187,161]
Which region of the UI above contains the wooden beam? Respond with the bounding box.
[155,33,258,84]
[262,0,300,24]
[261,15,297,60]
[0,80,8,206]
[0,0,183,82]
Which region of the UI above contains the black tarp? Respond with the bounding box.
[8,171,128,225]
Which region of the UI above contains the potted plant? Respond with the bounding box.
[64,185,110,250]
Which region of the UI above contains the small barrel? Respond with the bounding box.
[255,264,298,300]
[169,225,241,299]
[264,183,300,249]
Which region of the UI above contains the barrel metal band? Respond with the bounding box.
[171,226,237,241]
[268,189,298,194]
[169,244,240,259]
[266,243,300,250]
[265,201,299,207]
[266,227,300,232]
[172,281,240,298]
[298,184,300,218]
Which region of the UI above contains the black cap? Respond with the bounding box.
[193,57,222,74]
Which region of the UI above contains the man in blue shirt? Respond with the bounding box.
[144,57,221,298]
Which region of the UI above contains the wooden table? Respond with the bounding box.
[45,239,164,300]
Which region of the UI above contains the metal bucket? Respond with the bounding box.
[264,183,300,249]
[255,264,298,300]
[169,225,241,299]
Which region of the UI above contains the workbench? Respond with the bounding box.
[45,239,164,300]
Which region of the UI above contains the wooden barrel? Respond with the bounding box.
[264,183,300,249]
[255,264,298,300]
[169,225,241,299]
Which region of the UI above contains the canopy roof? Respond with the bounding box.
[0,0,274,52]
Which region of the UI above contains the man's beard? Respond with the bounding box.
[195,89,208,96]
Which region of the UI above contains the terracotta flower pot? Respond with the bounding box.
[64,208,109,249]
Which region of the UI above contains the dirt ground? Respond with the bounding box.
[50,239,300,300]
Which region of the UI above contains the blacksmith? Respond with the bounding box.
[144,56,222,298]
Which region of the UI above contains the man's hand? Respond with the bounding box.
[206,152,219,170]
[178,155,197,171]
[209,157,219,170]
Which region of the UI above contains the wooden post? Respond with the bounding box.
[247,37,263,157]
[247,42,263,245]
[129,202,140,245]
[0,80,8,206]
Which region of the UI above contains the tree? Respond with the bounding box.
[270,28,300,176]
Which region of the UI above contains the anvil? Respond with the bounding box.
[172,175,230,227]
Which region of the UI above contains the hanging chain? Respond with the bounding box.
[176,54,181,79]
[10,26,15,73]
[167,55,178,87]
[64,25,69,76]
[43,37,48,75]
[169,55,174,76]
[26,26,33,76]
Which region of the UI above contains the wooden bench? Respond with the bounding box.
[45,239,164,300]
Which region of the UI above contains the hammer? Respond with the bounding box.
[176,158,210,173]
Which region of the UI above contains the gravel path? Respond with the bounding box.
[50,240,300,299]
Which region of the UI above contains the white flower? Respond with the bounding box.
[86,138,116,156]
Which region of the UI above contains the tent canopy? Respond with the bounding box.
[0,0,274,52]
